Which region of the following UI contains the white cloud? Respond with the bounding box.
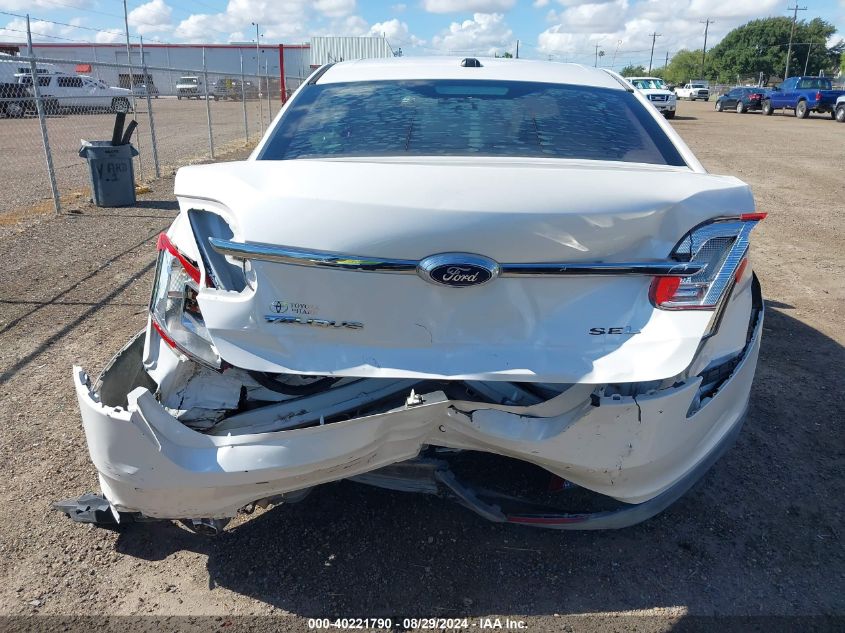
[370,18,425,47]
[314,0,356,18]
[537,0,793,68]
[0,0,89,10]
[422,0,517,14]
[556,0,628,34]
[175,0,313,42]
[533,0,550,7]
[0,16,89,41]
[391,3,408,12]
[95,29,123,44]
[331,14,369,35]
[431,12,514,55]
[128,0,173,35]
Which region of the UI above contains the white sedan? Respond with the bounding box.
[60,57,765,532]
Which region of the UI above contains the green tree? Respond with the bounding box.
[618,64,646,77]
[707,17,841,84]
[661,49,705,85]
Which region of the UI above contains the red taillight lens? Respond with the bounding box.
[651,214,765,311]
[815,91,822,101]
[734,258,749,283]
[149,233,220,368]
[649,277,681,305]
[157,232,203,285]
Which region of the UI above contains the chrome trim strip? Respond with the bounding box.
[209,237,705,278]
[499,262,703,276]
[209,237,418,273]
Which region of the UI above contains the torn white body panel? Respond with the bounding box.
[74,304,762,519]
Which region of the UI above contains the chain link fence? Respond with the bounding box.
[1,51,289,216]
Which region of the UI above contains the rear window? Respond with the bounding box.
[798,78,832,90]
[258,80,686,166]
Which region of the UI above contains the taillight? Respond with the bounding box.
[149,232,220,368]
[650,214,765,312]
[815,91,822,101]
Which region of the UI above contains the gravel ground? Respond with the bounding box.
[0,97,280,217]
[0,100,842,632]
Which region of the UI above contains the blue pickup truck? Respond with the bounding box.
[762,76,845,119]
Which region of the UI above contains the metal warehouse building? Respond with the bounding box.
[0,36,395,99]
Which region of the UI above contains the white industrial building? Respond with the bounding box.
[0,36,395,98]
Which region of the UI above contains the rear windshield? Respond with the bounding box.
[258,80,686,166]
[797,78,831,90]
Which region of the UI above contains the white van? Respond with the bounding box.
[176,76,204,99]
[17,71,132,113]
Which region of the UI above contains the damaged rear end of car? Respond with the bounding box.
[60,58,766,532]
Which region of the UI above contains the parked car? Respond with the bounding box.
[211,78,239,101]
[133,83,159,99]
[0,81,34,117]
[715,87,766,113]
[176,76,204,99]
[835,95,845,123]
[241,80,260,100]
[60,58,765,533]
[676,82,710,101]
[762,76,845,118]
[17,71,131,113]
[626,76,677,118]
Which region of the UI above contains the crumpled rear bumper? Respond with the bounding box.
[73,310,762,523]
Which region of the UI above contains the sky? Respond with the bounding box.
[0,0,842,69]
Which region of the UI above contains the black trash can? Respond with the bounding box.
[78,140,140,207]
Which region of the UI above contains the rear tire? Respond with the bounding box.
[795,100,809,118]
[736,101,745,114]
[715,100,723,112]
[836,105,845,123]
[762,100,773,116]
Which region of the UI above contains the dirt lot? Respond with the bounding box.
[0,99,842,631]
[0,97,280,217]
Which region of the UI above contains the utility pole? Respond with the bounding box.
[664,51,669,69]
[595,43,600,67]
[700,19,713,79]
[515,39,519,59]
[784,5,807,80]
[803,42,812,75]
[648,32,661,73]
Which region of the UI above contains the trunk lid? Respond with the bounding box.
[177,159,753,383]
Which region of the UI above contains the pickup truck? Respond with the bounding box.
[675,83,710,101]
[835,95,845,123]
[762,76,845,119]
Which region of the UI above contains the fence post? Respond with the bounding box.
[140,37,160,178]
[239,48,248,144]
[122,0,143,179]
[26,16,61,214]
[202,47,215,159]
[265,58,272,125]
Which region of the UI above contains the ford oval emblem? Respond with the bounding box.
[417,253,500,288]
